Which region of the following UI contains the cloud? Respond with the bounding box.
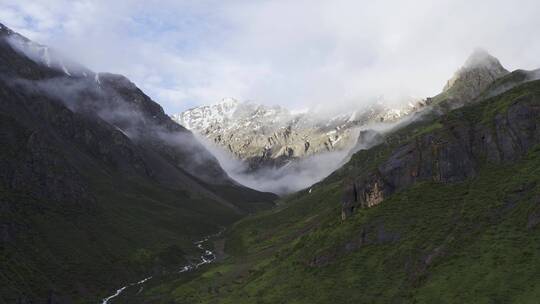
[193,132,357,194]
[1,0,540,115]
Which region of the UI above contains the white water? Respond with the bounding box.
[100,229,224,304]
[101,277,152,304]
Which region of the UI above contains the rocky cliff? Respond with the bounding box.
[340,51,539,218]
[342,78,540,219]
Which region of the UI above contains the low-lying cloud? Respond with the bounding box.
[193,102,439,195]
[194,133,356,194]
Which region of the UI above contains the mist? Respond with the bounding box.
[193,132,355,194]
[4,32,230,186]
[6,33,90,77]
[194,112,418,194]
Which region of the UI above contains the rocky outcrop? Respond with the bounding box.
[342,83,540,219]
[435,49,509,108]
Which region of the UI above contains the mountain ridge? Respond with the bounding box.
[0,22,275,303]
[435,48,509,109]
[172,97,423,172]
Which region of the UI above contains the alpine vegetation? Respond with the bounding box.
[2,1,540,303]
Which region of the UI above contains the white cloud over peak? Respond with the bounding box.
[2,0,540,114]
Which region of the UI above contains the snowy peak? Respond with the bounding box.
[172,97,240,130]
[174,98,295,132]
[172,98,422,171]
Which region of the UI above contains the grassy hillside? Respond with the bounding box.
[130,80,540,303]
[0,164,243,303]
[0,89,276,303]
[0,24,276,304]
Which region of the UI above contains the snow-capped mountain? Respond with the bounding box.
[172,52,510,173]
[172,98,424,171]
[171,98,242,130]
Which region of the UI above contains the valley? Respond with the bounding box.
[101,228,225,304]
[171,96,424,194]
[1,6,540,304]
[0,23,275,303]
[124,68,540,304]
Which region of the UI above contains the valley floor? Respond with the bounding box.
[117,145,540,303]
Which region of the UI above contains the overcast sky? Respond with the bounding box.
[1,0,540,114]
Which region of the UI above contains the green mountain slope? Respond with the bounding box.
[133,79,540,303]
[0,23,275,303]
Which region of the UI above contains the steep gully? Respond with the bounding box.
[101,228,225,304]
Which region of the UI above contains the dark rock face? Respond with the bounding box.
[95,72,233,185]
[342,92,540,218]
[341,182,358,220]
[0,91,95,207]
